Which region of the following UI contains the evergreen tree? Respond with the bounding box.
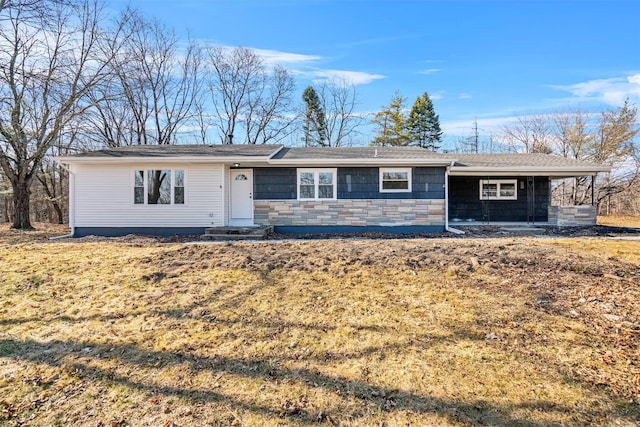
[406,92,443,150]
[302,86,328,146]
[370,92,409,146]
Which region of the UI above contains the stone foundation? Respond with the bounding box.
[549,205,597,226]
[254,199,445,227]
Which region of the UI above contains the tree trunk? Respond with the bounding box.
[11,179,34,229]
[2,195,8,222]
[52,200,64,224]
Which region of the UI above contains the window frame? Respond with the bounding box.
[479,179,517,200]
[379,167,412,193]
[296,168,337,201]
[133,169,186,205]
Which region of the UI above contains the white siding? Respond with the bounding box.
[71,163,224,228]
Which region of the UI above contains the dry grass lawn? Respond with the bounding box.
[598,215,640,228]
[0,222,639,426]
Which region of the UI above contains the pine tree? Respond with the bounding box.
[370,92,409,146]
[406,92,443,150]
[302,86,328,146]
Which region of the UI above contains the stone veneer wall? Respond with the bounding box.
[548,205,597,226]
[254,199,445,227]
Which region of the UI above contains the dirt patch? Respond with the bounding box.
[2,221,639,244]
[270,224,640,240]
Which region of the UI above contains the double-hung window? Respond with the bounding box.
[134,169,185,205]
[479,179,517,200]
[380,168,412,192]
[297,169,336,200]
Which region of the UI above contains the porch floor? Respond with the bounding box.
[450,222,552,236]
[450,221,551,226]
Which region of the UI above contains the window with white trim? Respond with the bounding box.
[479,179,517,200]
[297,168,336,200]
[380,168,412,192]
[134,169,185,205]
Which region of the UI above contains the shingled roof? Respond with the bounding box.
[446,153,609,176]
[67,144,283,158]
[271,146,438,160]
[56,144,610,175]
[450,153,604,168]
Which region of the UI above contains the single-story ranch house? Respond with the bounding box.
[56,144,610,237]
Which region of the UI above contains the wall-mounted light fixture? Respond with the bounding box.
[232,163,240,168]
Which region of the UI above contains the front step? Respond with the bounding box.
[201,225,273,241]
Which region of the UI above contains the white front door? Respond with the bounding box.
[230,169,253,225]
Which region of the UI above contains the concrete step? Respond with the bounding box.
[202,225,273,240]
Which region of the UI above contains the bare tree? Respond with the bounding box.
[0,0,50,16]
[552,109,595,160]
[36,142,71,224]
[316,78,364,147]
[551,109,597,204]
[205,46,295,144]
[244,65,296,145]
[501,113,554,154]
[88,9,202,147]
[0,0,117,229]
[505,103,639,207]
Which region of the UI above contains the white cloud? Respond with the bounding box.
[429,91,445,100]
[210,45,383,86]
[296,69,385,86]
[549,73,640,105]
[458,93,472,99]
[419,68,440,75]
[251,48,321,66]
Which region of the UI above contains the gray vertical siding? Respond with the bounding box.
[337,167,445,199]
[253,168,297,200]
[254,166,446,200]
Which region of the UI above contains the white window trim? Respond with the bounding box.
[479,179,517,200]
[133,169,187,206]
[379,167,412,193]
[297,168,337,200]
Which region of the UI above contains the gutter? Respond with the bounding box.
[267,158,456,166]
[444,161,465,235]
[53,155,276,164]
[449,166,611,176]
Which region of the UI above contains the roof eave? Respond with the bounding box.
[267,158,456,166]
[54,155,276,164]
[449,166,611,177]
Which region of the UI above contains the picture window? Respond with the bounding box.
[134,169,185,205]
[380,168,412,192]
[297,169,337,200]
[479,179,517,200]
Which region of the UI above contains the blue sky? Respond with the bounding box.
[110,0,640,146]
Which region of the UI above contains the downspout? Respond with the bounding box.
[50,162,75,240]
[445,161,465,234]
